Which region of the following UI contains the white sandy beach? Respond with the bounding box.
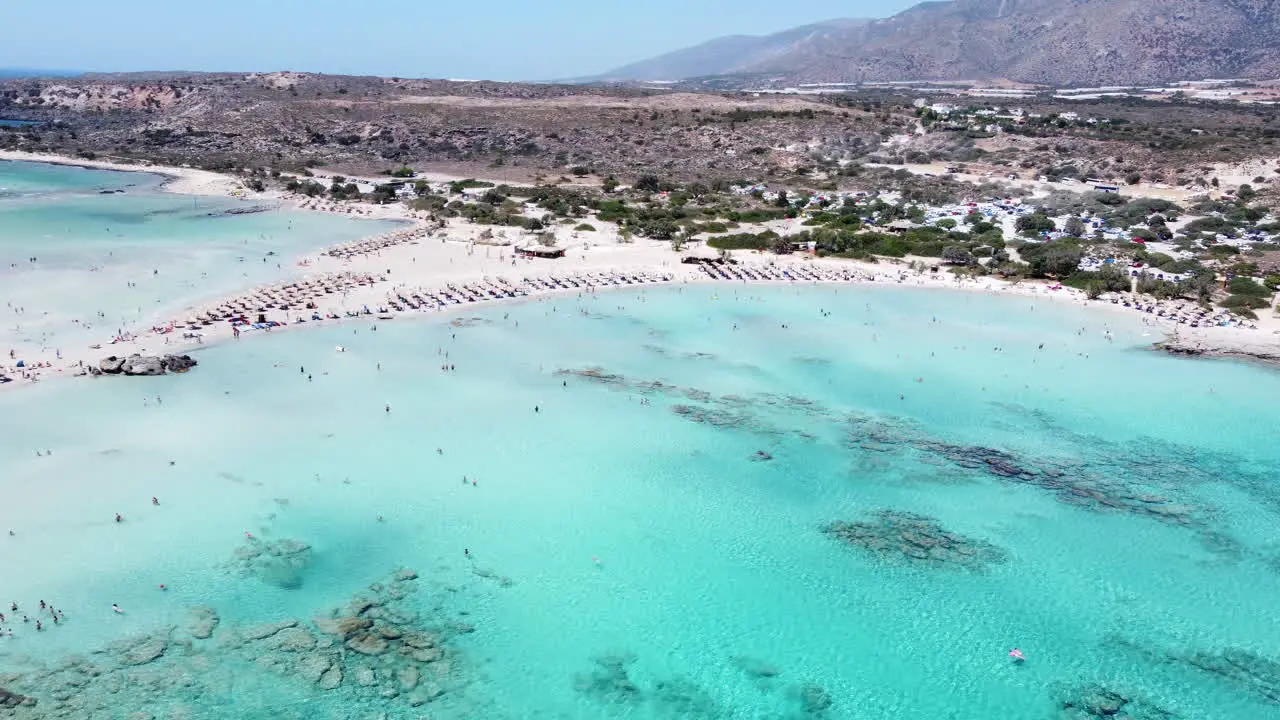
[0,149,243,197]
[2,155,1278,388]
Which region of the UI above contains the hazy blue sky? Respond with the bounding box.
[2,0,919,80]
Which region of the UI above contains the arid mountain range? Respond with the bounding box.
[599,0,1280,87]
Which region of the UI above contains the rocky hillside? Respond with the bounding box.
[594,19,869,82]
[600,0,1280,86]
[0,72,890,181]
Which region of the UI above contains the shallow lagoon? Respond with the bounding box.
[3,279,1280,719]
[0,160,398,356]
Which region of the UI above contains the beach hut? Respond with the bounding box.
[680,246,726,265]
[515,245,566,260]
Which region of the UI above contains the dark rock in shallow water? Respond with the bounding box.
[118,635,168,666]
[1182,647,1280,703]
[734,655,780,679]
[314,615,372,637]
[1,569,468,717]
[229,536,313,589]
[653,677,724,717]
[573,653,642,705]
[96,353,197,377]
[99,356,126,374]
[556,367,626,385]
[161,354,197,373]
[844,413,1226,535]
[824,511,1007,572]
[181,606,219,640]
[317,663,344,691]
[1059,683,1176,719]
[243,620,298,641]
[798,682,834,715]
[345,632,389,656]
[121,354,165,376]
[0,686,36,709]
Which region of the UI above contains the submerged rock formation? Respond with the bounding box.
[572,651,828,717]
[116,634,169,666]
[1059,684,1177,719]
[181,605,220,640]
[0,687,36,710]
[96,353,197,376]
[845,414,1209,525]
[0,569,469,717]
[824,511,1008,572]
[227,536,313,589]
[558,366,832,441]
[1183,647,1280,704]
[573,653,643,705]
[797,682,834,715]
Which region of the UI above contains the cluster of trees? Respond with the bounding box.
[1221,276,1274,316]
[448,179,495,194]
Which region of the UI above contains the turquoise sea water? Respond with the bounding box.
[3,164,1280,719]
[2,281,1280,719]
[0,160,398,356]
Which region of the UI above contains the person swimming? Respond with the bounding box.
[1009,648,1025,662]
[112,604,123,614]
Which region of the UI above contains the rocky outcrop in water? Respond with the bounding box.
[97,355,126,374]
[162,354,197,373]
[96,353,197,376]
[824,511,1007,572]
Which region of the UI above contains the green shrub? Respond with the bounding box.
[449,179,495,193]
[1221,294,1271,310]
[1227,278,1271,297]
[707,232,777,251]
